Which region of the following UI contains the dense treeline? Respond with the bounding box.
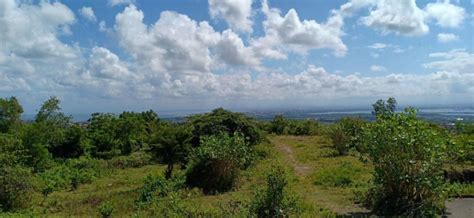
[1,96,472,216]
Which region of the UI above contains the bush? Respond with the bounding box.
[249,166,300,217]
[185,133,253,194]
[136,174,185,205]
[330,117,365,155]
[188,108,264,147]
[39,157,101,191]
[361,108,449,216]
[99,201,114,218]
[107,151,153,169]
[0,165,36,211]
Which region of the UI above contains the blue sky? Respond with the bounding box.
[0,0,473,114]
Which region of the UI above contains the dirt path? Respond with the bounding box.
[275,142,311,176]
[445,198,474,218]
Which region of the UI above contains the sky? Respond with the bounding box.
[0,0,473,114]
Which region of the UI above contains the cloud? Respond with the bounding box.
[338,0,466,36]
[437,33,459,43]
[253,0,347,57]
[425,0,466,28]
[0,0,80,97]
[79,7,96,22]
[368,43,389,49]
[360,0,428,36]
[108,0,135,7]
[209,0,253,33]
[423,49,474,74]
[370,65,387,72]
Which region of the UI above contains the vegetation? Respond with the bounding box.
[249,166,301,217]
[0,95,472,216]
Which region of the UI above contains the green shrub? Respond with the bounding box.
[0,165,36,211]
[185,133,253,194]
[136,174,185,205]
[99,201,114,218]
[0,134,27,167]
[107,151,153,169]
[329,117,365,155]
[39,157,100,191]
[249,166,301,217]
[361,108,449,216]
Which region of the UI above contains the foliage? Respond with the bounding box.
[270,115,288,135]
[107,151,153,169]
[0,134,28,167]
[372,97,397,117]
[330,117,366,155]
[0,165,36,211]
[249,166,300,217]
[150,123,192,179]
[39,157,101,191]
[269,115,321,136]
[188,108,263,147]
[84,113,121,159]
[136,174,185,205]
[99,201,114,218]
[361,107,449,216]
[185,133,253,194]
[85,111,159,159]
[0,97,23,133]
[116,110,159,155]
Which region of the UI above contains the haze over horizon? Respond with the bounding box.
[1,0,473,114]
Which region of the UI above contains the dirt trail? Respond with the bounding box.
[275,142,311,176]
[445,198,474,218]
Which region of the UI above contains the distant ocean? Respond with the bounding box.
[21,108,474,125]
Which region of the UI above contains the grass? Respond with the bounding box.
[3,135,472,217]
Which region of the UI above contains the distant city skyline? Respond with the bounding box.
[1,0,473,114]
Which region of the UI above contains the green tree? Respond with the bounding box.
[150,123,192,179]
[85,113,120,159]
[372,97,397,118]
[116,110,159,155]
[270,115,288,135]
[21,97,73,169]
[0,97,23,133]
[188,108,263,147]
[362,108,449,216]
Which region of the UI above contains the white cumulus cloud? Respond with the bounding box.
[79,6,96,22]
[437,33,459,43]
[209,0,253,33]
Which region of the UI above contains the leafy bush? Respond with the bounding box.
[0,165,36,211]
[188,108,264,147]
[249,166,300,217]
[361,108,449,216]
[269,115,321,136]
[329,117,365,155]
[39,157,101,191]
[136,174,185,205]
[0,134,27,167]
[270,115,288,135]
[185,133,253,194]
[286,119,321,136]
[451,134,474,164]
[99,201,114,218]
[107,151,153,169]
